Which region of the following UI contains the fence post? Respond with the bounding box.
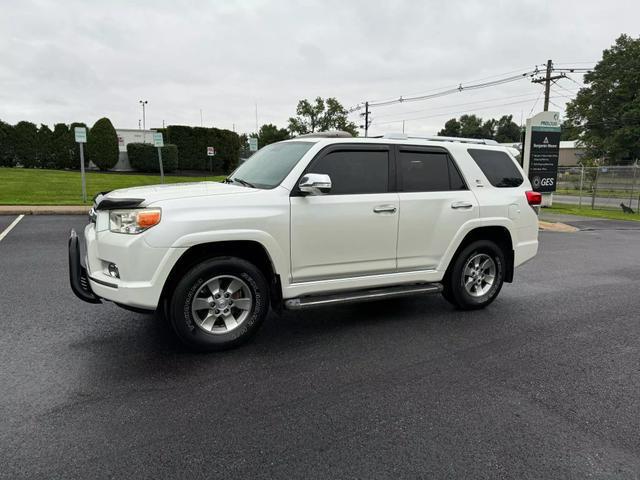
[578,165,584,209]
[591,167,599,210]
[629,161,638,210]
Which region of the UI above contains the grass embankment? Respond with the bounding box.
[0,168,226,205]
[544,203,640,222]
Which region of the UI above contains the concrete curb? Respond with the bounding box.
[0,205,90,215]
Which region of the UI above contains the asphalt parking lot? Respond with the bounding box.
[1,215,640,479]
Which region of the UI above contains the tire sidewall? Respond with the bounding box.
[170,257,268,351]
[450,240,505,309]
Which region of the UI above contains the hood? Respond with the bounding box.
[104,181,251,205]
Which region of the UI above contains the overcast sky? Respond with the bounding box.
[1,0,637,136]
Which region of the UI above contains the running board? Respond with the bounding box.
[284,283,443,310]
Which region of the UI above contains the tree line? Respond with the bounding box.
[0,118,120,170]
[437,114,521,142]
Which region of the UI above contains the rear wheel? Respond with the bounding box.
[168,257,269,351]
[442,240,505,310]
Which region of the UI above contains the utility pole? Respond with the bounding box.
[532,60,565,111]
[360,101,370,137]
[139,100,148,141]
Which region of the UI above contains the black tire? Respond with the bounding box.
[442,240,505,310]
[168,257,270,352]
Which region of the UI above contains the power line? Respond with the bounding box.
[371,96,552,126]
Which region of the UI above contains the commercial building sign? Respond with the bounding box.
[523,111,561,193]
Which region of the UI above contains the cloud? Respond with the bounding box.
[0,0,637,135]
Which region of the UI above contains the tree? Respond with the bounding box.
[495,115,521,143]
[480,118,498,139]
[252,123,290,148]
[458,114,484,138]
[88,118,119,170]
[37,124,54,168]
[13,121,38,167]
[566,34,640,164]
[560,118,580,141]
[438,118,461,137]
[288,97,358,136]
[0,120,15,167]
[52,123,72,169]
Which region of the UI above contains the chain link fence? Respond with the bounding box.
[555,165,640,213]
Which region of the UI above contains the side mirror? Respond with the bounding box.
[299,173,332,195]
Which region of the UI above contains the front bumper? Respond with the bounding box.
[68,229,101,304]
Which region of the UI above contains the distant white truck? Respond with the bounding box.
[69,132,540,351]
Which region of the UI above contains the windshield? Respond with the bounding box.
[229,141,314,189]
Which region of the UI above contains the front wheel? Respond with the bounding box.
[442,240,505,310]
[168,257,270,351]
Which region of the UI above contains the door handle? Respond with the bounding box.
[451,201,473,210]
[373,205,397,214]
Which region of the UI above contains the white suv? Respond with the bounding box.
[69,133,540,351]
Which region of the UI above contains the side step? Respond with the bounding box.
[284,283,443,310]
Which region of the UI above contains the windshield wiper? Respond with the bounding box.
[228,177,256,188]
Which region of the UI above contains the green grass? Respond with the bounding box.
[543,203,640,222]
[0,168,226,205]
[555,188,634,199]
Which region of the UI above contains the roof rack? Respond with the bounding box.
[297,130,353,138]
[381,133,498,145]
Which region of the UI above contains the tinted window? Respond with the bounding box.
[399,151,467,192]
[230,141,314,189]
[308,149,388,194]
[468,148,523,188]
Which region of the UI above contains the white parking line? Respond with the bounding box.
[0,214,25,243]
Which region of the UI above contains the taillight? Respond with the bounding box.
[526,190,542,206]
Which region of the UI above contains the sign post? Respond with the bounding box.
[74,127,88,202]
[207,146,215,173]
[522,111,561,206]
[153,132,165,183]
[248,137,258,152]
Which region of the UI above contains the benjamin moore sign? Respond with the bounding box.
[523,111,561,193]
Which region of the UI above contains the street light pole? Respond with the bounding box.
[139,100,148,141]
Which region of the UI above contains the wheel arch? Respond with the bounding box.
[160,240,282,308]
[443,226,515,283]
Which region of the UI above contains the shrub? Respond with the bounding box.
[161,125,240,172]
[0,120,15,167]
[127,143,178,172]
[88,117,119,170]
[51,123,72,169]
[37,124,54,168]
[13,121,38,167]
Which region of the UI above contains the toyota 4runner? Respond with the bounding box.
[69,132,540,351]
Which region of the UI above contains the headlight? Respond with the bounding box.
[109,208,161,234]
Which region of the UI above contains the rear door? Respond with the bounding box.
[396,146,478,271]
[290,144,399,282]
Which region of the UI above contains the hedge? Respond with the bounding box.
[157,125,241,173]
[88,118,119,170]
[13,121,38,168]
[127,143,178,172]
[0,120,15,167]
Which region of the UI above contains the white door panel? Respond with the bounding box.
[291,193,399,282]
[397,191,478,271]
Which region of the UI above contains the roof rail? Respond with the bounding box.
[297,130,353,138]
[382,133,498,145]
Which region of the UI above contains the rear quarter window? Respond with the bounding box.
[468,148,523,188]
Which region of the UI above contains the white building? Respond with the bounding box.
[112,128,157,171]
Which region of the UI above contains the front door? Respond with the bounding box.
[290,145,399,283]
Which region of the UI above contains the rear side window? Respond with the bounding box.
[308,149,388,194]
[399,150,467,192]
[468,149,523,188]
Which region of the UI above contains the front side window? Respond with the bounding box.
[229,141,314,189]
[399,150,467,192]
[307,149,389,195]
[468,148,524,188]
